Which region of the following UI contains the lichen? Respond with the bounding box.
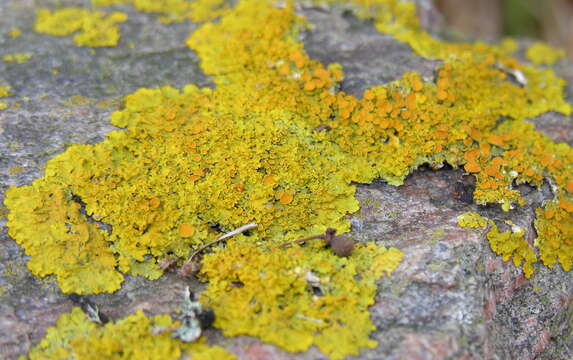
[526,42,566,65]
[0,85,11,98]
[91,0,228,23]
[5,0,573,357]
[535,200,573,272]
[8,27,22,38]
[458,212,537,278]
[22,307,235,360]
[3,53,32,64]
[0,84,12,110]
[457,211,488,229]
[34,8,127,47]
[7,0,573,292]
[200,237,403,359]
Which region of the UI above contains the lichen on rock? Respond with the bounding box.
[0,84,11,110]
[22,307,234,360]
[34,7,127,47]
[200,238,403,359]
[5,0,573,358]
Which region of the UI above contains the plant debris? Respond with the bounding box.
[277,228,355,257]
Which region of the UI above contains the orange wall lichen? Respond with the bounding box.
[6,0,573,358]
[22,307,235,360]
[34,7,127,47]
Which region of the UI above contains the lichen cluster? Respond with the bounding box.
[526,42,566,65]
[201,238,403,359]
[458,212,536,277]
[323,0,573,274]
[0,84,12,110]
[34,0,229,46]
[6,0,573,358]
[22,307,234,360]
[3,53,32,64]
[34,7,127,47]
[91,0,229,23]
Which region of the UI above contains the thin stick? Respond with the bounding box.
[276,234,324,249]
[187,222,258,261]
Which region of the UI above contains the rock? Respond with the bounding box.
[0,1,572,359]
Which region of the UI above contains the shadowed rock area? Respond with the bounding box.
[1,1,572,359]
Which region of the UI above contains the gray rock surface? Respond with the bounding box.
[1,1,572,359]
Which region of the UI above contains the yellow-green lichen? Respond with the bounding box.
[526,42,566,65]
[91,0,228,23]
[8,27,22,38]
[0,85,12,98]
[458,212,537,278]
[6,0,573,289]
[457,211,488,229]
[5,0,573,357]
[34,8,127,47]
[200,238,402,359]
[0,85,12,110]
[3,53,32,64]
[8,165,24,175]
[22,307,235,360]
[486,222,537,278]
[535,199,573,271]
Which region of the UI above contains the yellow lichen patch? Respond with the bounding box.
[4,181,123,294]
[487,223,537,278]
[8,165,24,175]
[91,0,228,23]
[3,53,32,64]
[459,213,537,278]
[34,8,127,47]
[0,85,12,98]
[200,238,403,359]
[535,200,573,272]
[4,0,573,350]
[526,42,566,65]
[8,27,22,38]
[23,307,235,360]
[457,211,488,229]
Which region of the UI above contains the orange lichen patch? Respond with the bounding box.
[150,198,161,208]
[23,307,235,360]
[263,175,277,185]
[566,181,573,194]
[560,200,573,213]
[278,190,294,205]
[179,224,195,237]
[464,161,481,173]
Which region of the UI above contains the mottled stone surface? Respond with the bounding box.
[1,1,572,360]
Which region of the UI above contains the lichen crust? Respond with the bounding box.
[21,307,235,360]
[5,0,573,358]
